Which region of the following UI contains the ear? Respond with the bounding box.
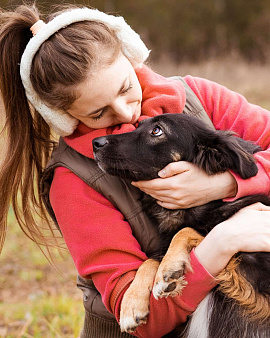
[193,131,259,179]
[234,137,262,154]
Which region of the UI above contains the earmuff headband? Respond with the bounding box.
[20,7,150,136]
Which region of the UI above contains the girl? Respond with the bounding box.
[0,4,270,338]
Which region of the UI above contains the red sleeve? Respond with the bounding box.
[185,76,270,199]
[50,166,217,337]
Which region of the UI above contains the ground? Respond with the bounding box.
[0,211,84,337]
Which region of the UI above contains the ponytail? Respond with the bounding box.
[0,5,60,255]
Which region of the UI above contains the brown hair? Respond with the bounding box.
[0,4,121,255]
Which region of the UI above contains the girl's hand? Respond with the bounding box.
[195,203,270,276]
[132,161,237,209]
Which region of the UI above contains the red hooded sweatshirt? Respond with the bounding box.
[50,66,270,337]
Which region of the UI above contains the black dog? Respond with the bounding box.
[93,113,270,338]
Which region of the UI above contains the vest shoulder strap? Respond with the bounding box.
[41,138,162,256]
[41,139,105,226]
[170,76,215,130]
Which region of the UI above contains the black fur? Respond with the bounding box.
[208,290,270,338]
[93,113,270,337]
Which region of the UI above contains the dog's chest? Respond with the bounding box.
[142,194,186,234]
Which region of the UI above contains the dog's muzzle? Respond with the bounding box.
[93,136,109,152]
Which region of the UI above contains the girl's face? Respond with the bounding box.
[68,53,142,129]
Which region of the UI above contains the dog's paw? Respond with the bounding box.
[119,259,159,333]
[152,252,191,299]
[119,292,150,333]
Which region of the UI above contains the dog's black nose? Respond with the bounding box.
[92,136,109,151]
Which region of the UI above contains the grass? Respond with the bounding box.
[0,210,84,337]
[1,57,270,337]
[153,55,270,110]
[0,296,84,337]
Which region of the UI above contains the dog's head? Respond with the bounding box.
[93,114,260,181]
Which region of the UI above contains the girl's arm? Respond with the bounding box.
[132,162,237,209]
[51,168,270,337]
[185,75,270,200]
[195,203,270,276]
[50,166,216,337]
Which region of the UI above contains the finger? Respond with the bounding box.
[141,188,173,197]
[132,186,170,199]
[158,161,191,178]
[131,178,169,191]
[147,192,177,202]
[156,200,180,210]
[132,185,182,204]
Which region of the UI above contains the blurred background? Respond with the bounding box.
[1,0,270,337]
[3,0,270,62]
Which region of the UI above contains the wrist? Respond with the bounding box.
[194,224,237,277]
[212,171,237,200]
[225,171,238,198]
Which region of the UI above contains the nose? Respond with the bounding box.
[92,136,108,151]
[113,98,133,123]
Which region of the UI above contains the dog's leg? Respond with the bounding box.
[119,258,159,333]
[153,227,203,299]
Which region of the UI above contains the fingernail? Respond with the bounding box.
[158,169,166,178]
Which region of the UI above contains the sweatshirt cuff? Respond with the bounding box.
[224,162,270,202]
[175,248,217,310]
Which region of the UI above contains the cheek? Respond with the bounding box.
[132,75,143,102]
[136,84,143,102]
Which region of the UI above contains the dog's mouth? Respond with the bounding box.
[95,154,160,181]
[94,148,140,179]
[96,160,145,180]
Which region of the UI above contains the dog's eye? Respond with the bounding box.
[151,127,163,136]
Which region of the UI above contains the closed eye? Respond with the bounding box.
[121,83,133,94]
[91,107,108,120]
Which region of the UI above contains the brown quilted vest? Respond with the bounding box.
[40,77,214,338]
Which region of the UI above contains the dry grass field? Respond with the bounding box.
[1,57,270,337]
[154,56,270,110]
[0,211,84,337]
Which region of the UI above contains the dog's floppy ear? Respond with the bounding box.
[193,131,260,179]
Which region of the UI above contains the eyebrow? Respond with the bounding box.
[87,77,128,117]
